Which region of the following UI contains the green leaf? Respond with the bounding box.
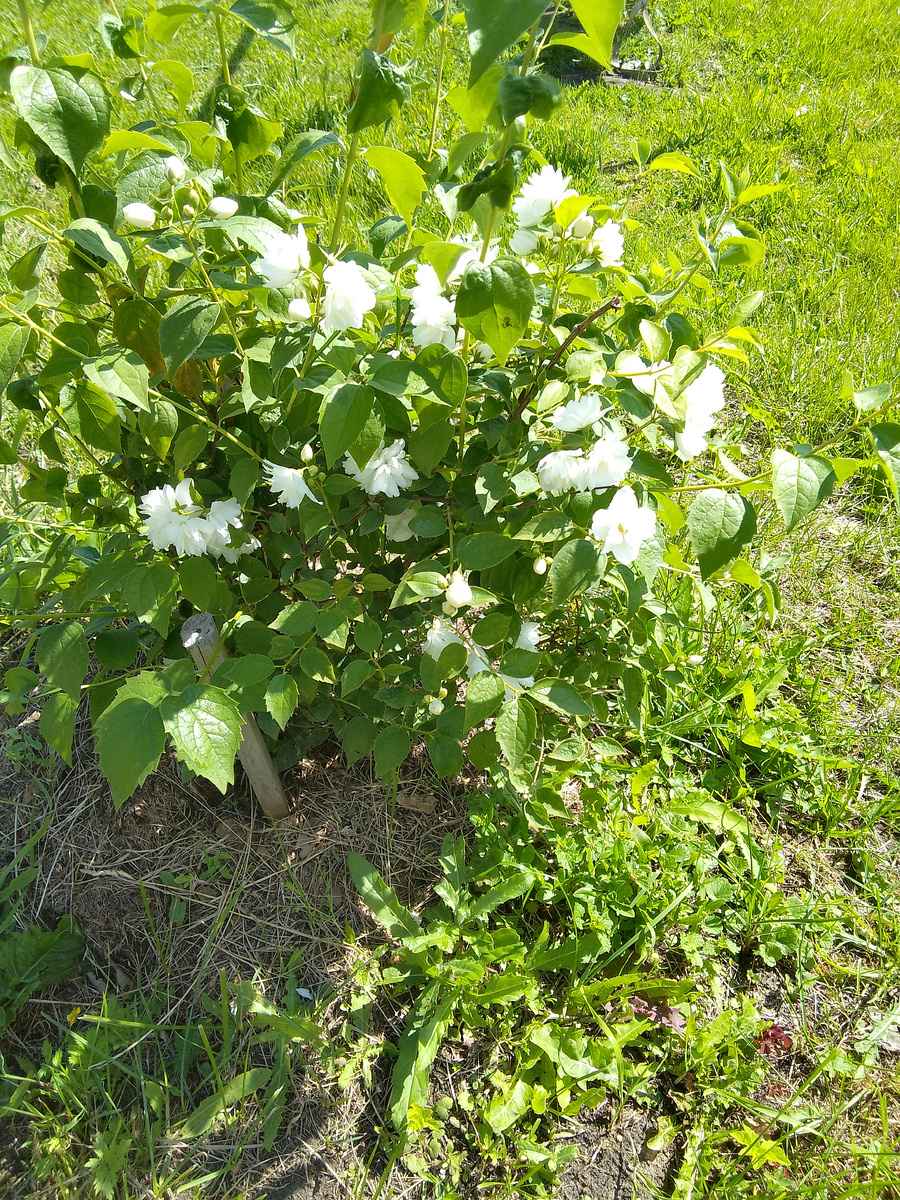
[341,659,373,697]
[0,921,85,1031]
[150,60,194,115]
[461,0,549,86]
[389,990,454,1132]
[160,685,243,794]
[379,0,429,33]
[646,151,699,177]
[265,129,341,195]
[39,692,78,766]
[374,725,411,777]
[528,678,592,717]
[83,349,149,412]
[621,665,644,732]
[468,870,533,920]
[347,49,411,134]
[37,622,88,700]
[0,324,29,397]
[229,0,295,54]
[96,696,166,807]
[495,696,536,769]
[11,65,110,174]
[718,237,766,269]
[136,400,176,461]
[94,627,140,671]
[341,715,377,765]
[456,533,517,569]
[319,384,374,467]
[172,424,210,472]
[870,423,900,507]
[456,257,534,364]
[179,1068,273,1140]
[122,562,178,636]
[64,218,132,274]
[465,671,505,731]
[270,600,317,638]
[366,146,427,226]
[549,538,603,605]
[497,75,562,125]
[299,646,334,683]
[159,296,219,380]
[61,380,122,453]
[265,674,298,731]
[853,383,891,414]
[9,240,49,291]
[771,449,835,532]
[428,734,463,779]
[485,1078,532,1134]
[569,0,622,66]
[408,418,453,475]
[348,853,421,940]
[686,489,757,579]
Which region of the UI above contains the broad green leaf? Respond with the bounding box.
[495,695,536,769]
[528,678,593,717]
[465,670,505,731]
[485,1078,532,1134]
[408,418,453,475]
[159,297,219,380]
[172,424,209,472]
[122,562,178,636]
[319,384,374,467]
[150,60,194,115]
[146,3,199,42]
[569,0,622,66]
[428,734,464,778]
[266,129,341,195]
[39,692,78,765]
[621,665,644,732]
[229,0,295,54]
[347,50,411,134]
[270,600,317,637]
[549,538,603,605]
[138,399,178,460]
[456,533,517,569]
[366,146,427,226]
[718,237,766,269]
[341,659,373,697]
[854,383,891,414]
[341,715,377,765]
[11,65,110,174]
[468,870,533,920]
[870,423,900,507]
[96,696,166,806]
[160,685,243,793]
[497,75,561,125]
[379,0,429,33]
[9,241,49,291]
[265,674,298,731]
[179,1068,273,1140]
[374,724,411,776]
[0,324,28,397]
[61,380,122,454]
[299,646,334,682]
[0,921,85,1031]
[64,218,132,274]
[456,257,534,364]
[101,129,174,156]
[113,297,164,371]
[37,622,88,700]
[83,349,149,412]
[461,0,549,86]
[646,151,699,177]
[94,627,140,671]
[771,449,835,532]
[686,489,757,579]
[348,853,421,940]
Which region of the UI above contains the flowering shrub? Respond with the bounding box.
[0,0,894,810]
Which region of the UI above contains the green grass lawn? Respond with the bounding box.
[1,1,899,1197]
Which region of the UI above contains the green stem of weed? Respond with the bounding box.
[329,132,360,253]
[17,0,41,66]
[426,0,452,162]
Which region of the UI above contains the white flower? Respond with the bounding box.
[590,485,656,565]
[513,165,577,228]
[205,497,257,562]
[123,202,156,230]
[516,622,541,652]
[631,359,672,399]
[537,448,589,493]
[533,557,548,575]
[411,266,456,350]
[165,155,188,182]
[384,505,419,542]
[465,643,491,678]
[675,363,726,461]
[287,296,312,323]
[446,234,499,281]
[265,462,320,507]
[321,260,377,332]
[424,618,463,661]
[570,214,594,240]
[219,533,261,564]
[208,196,239,219]
[510,226,540,256]
[582,431,633,489]
[443,570,473,615]
[428,698,444,715]
[551,393,605,432]
[139,478,210,556]
[588,220,625,267]
[344,439,418,498]
[252,228,310,288]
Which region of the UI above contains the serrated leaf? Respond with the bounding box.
[348,853,421,940]
[461,0,549,85]
[265,674,298,731]
[686,489,757,578]
[495,696,536,769]
[771,449,835,532]
[96,695,166,807]
[37,622,88,700]
[160,685,243,794]
[0,921,85,1030]
[39,692,78,765]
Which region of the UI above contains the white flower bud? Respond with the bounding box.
[123,202,156,230]
[571,215,594,240]
[687,654,704,666]
[287,296,312,323]
[552,223,564,237]
[444,570,473,610]
[181,204,195,218]
[428,699,444,716]
[300,443,314,463]
[208,196,239,219]
[533,557,548,575]
[165,155,188,183]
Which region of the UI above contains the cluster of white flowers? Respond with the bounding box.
[264,462,320,508]
[423,618,542,696]
[511,165,576,254]
[322,260,378,333]
[632,360,727,460]
[139,479,258,561]
[344,440,418,497]
[550,392,605,432]
[410,266,457,350]
[589,485,656,565]
[537,430,633,493]
[252,227,310,288]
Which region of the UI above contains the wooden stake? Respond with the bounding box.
[181,613,290,820]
